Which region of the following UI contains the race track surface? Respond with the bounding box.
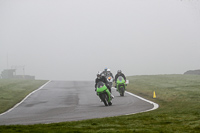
[0,81,155,125]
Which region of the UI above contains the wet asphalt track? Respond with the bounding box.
[0,81,155,125]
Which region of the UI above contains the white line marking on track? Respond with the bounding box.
[0,80,51,116]
[112,87,159,115]
[125,91,159,115]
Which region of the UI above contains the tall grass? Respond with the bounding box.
[0,74,200,133]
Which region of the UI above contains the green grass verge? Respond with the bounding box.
[0,79,48,114]
[0,74,200,133]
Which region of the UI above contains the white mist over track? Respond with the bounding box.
[0,0,200,80]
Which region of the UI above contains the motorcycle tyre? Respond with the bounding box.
[120,87,125,96]
[108,101,112,106]
[100,93,108,106]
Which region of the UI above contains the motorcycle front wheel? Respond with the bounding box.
[100,93,108,106]
[120,87,124,96]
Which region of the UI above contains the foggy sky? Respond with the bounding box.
[0,0,200,81]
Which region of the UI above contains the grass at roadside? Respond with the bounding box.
[0,79,48,114]
[0,74,200,133]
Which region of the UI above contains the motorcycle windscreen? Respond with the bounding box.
[117,76,125,83]
[96,82,107,92]
[107,72,111,76]
[118,76,123,81]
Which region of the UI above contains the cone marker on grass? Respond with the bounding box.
[153,91,156,98]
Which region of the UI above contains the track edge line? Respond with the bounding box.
[0,80,51,116]
[125,91,159,115]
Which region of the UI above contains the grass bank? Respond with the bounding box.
[0,74,200,133]
[0,79,48,114]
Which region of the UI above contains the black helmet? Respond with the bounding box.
[104,67,107,71]
[117,70,122,74]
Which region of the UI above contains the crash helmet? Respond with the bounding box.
[97,71,101,79]
[107,69,111,72]
[104,67,107,71]
[101,73,105,77]
[117,70,122,74]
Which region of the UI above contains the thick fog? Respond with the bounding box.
[0,0,200,81]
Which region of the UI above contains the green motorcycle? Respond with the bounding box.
[116,76,126,96]
[96,81,112,106]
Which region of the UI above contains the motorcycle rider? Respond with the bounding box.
[115,70,126,83]
[95,72,106,90]
[102,67,108,77]
[107,69,114,79]
[95,71,114,98]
